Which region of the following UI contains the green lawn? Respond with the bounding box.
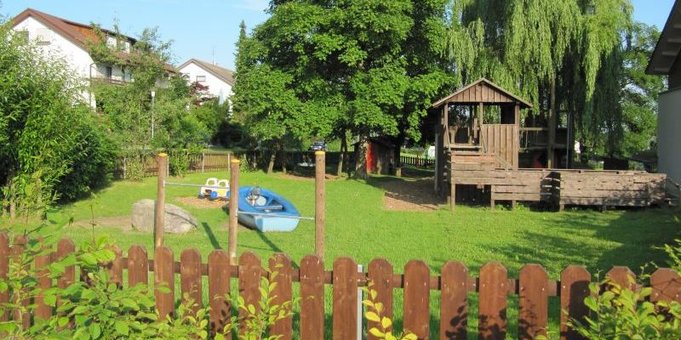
[38,169,679,279]
[6,169,680,338]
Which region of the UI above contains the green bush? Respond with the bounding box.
[0,25,116,212]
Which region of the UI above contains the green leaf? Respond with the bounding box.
[115,320,129,336]
[89,322,101,338]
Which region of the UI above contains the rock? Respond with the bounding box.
[131,199,198,234]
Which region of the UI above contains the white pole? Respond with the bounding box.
[357,264,364,340]
[151,90,156,139]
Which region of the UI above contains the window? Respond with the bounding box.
[196,75,206,82]
[105,66,113,79]
[36,28,51,45]
[106,36,117,48]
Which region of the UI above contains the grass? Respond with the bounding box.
[4,169,680,338]
[39,170,679,278]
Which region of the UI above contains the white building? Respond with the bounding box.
[178,59,235,105]
[10,8,171,106]
[647,0,681,184]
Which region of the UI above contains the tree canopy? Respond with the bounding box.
[232,0,450,176]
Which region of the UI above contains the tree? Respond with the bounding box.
[89,24,211,162]
[443,0,634,163]
[619,22,664,157]
[232,0,449,177]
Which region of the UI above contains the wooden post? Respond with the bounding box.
[154,153,167,249]
[228,159,240,265]
[201,152,205,173]
[315,151,326,259]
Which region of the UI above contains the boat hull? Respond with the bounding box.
[236,186,300,232]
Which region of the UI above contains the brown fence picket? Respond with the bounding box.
[239,251,262,333]
[57,239,76,288]
[404,260,430,339]
[10,236,29,328]
[180,249,202,313]
[269,253,293,340]
[607,266,636,290]
[560,265,590,340]
[0,233,9,322]
[440,261,468,340]
[479,262,508,340]
[155,246,175,319]
[108,246,123,287]
[332,257,358,340]
[519,264,549,339]
[128,245,149,287]
[208,250,231,338]
[35,241,52,320]
[650,268,681,303]
[367,258,394,340]
[300,255,324,340]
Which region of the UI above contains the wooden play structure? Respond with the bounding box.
[432,78,666,209]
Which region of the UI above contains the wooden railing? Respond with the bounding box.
[2,234,680,339]
[399,154,434,168]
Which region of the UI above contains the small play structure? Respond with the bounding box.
[197,177,230,200]
[431,78,666,209]
[236,186,302,232]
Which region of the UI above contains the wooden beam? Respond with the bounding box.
[443,105,449,147]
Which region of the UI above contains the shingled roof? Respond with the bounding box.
[11,8,137,51]
[179,59,235,86]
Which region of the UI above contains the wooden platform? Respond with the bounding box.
[449,168,666,209]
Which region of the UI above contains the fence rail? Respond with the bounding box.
[114,151,350,179]
[2,234,680,339]
[400,154,435,168]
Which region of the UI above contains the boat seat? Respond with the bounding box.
[253,204,284,211]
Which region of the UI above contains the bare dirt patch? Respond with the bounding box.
[380,177,443,211]
[174,196,228,209]
[70,215,133,231]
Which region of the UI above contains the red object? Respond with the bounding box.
[366,142,375,173]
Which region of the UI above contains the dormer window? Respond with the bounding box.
[106,36,117,48]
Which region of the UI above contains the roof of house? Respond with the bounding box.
[11,8,176,73]
[11,8,137,51]
[646,0,681,75]
[178,58,235,86]
[432,78,533,109]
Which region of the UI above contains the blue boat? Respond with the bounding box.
[236,186,300,232]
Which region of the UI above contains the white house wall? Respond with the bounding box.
[13,17,94,82]
[178,62,233,104]
[658,90,681,184]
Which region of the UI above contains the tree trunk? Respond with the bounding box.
[337,132,346,176]
[354,134,368,179]
[393,134,404,177]
[547,77,557,168]
[280,147,288,174]
[267,149,275,174]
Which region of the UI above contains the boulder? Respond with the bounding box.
[131,199,198,234]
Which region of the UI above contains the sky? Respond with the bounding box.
[2,0,676,71]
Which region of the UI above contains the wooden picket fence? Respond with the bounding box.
[2,233,681,339]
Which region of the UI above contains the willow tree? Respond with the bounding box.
[444,0,633,163]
